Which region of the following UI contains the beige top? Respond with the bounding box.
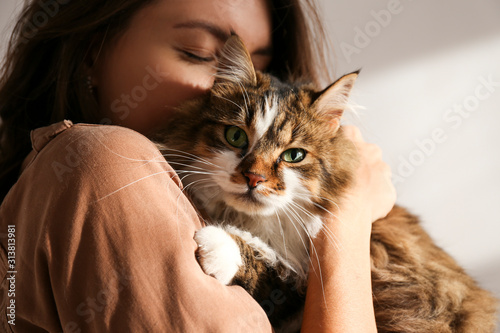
[0,121,272,332]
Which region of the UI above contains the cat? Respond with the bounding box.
[151,36,498,332]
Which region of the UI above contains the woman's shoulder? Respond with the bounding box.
[24,121,172,186]
[0,120,182,223]
[31,121,158,164]
[49,122,158,155]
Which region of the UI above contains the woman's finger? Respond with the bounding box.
[342,125,364,142]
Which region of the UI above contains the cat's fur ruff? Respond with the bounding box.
[151,36,498,332]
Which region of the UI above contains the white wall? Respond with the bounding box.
[0,0,20,65]
[1,0,499,328]
[320,0,500,329]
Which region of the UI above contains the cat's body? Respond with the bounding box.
[151,36,497,332]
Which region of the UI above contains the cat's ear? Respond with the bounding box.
[312,70,359,132]
[213,35,257,89]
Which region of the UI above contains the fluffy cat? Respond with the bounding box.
[151,36,498,332]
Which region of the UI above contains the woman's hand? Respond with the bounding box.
[341,125,396,224]
[301,125,396,333]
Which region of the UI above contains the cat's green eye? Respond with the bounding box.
[225,126,248,149]
[282,148,306,163]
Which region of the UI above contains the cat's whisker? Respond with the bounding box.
[308,201,342,221]
[294,200,343,252]
[306,236,330,314]
[175,179,215,214]
[282,204,314,274]
[166,158,220,172]
[95,139,168,167]
[96,169,178,202]
[286,204,316,260]
[289,200,343,254]
[164,161,213,172]
[184,184,220,202]
[159,147,224,170]
[288,201,343,276]
[161,153,214,164]
[292,193,342,215]
[290,196,345,248]
[287,202,330,311]
[278,206,309,271]
[319,224,343,253]
[313,196,342,213]
[172,155,222,170]
[169,161,223,180]
[177,178,215,201]
[185,184,220,206]
[275,210,288,259]
[165,158,226,177]
[287,206,329,304]
[289,200,316,220]
[183,181,219,199]
[172,165,216,174]
[176,170,216,176]
[289,196,345,253]
[177,172,218,187]
[176,171,217,179]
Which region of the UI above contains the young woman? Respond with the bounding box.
[0,0,395,332]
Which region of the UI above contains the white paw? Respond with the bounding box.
[194,226,243,285]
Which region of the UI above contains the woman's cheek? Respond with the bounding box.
[160,64,215,101]
[131,65,216,133]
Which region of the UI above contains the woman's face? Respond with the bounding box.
[93,0,272,135]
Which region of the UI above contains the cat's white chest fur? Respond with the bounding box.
[204,201,324,280]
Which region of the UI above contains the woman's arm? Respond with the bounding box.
[0,123,272,332]
[301,126,396,332]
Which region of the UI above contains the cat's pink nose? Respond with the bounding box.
[244,172,266,189]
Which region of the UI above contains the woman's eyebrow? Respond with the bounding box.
[173,20,230,42]
[174,20,272,59]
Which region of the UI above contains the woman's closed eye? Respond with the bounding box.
[179,48,215,64]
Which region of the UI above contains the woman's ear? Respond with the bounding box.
[311,70,359,132]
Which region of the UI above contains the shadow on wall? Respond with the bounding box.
[321,0,500,75]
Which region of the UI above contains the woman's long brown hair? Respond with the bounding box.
[0,0,333,202]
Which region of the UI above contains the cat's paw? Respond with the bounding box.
[194,226,243,285]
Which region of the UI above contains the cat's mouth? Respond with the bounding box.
[223,189,276,216]
[236,190,262,203]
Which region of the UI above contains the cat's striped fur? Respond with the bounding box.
[152,36,498,332]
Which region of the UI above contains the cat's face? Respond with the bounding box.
[196,83,330,216]
[158,36,357,217]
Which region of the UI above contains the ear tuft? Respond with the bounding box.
[214,35,257,88]
[312,70,359,132]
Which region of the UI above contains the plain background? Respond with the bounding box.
[321,0,500,330]
[1,0,499,329]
